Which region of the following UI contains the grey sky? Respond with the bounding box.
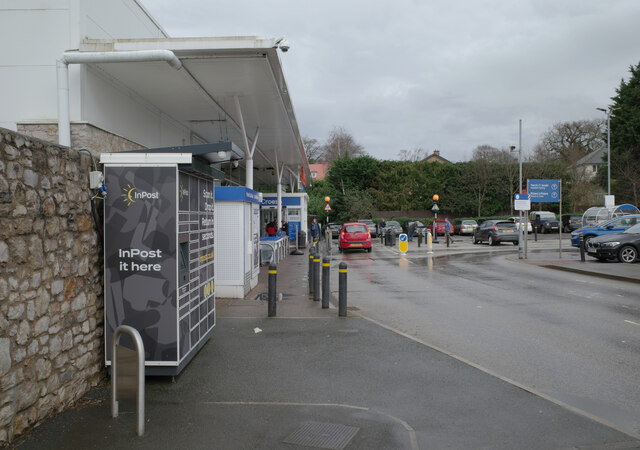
[141,0,640,162]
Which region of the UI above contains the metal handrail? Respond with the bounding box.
[111,325,145,436]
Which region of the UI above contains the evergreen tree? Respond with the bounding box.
[609,61,640,204]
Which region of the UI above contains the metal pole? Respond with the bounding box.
[268,263,277,317]
[308,249,314,295]
[322,257,330,309]
[111,325,145,437]
[338,262,347,317]
[580,233,586,262]
[607,111,611,195]
[559,181,562,258]
[518,119,524,259]
[313,253,320,302]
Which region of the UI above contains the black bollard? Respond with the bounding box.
[308,250,315,295]
[322,257,330,309]
[579,233,585,262]
[446,233,450,248]
[268,263,277,317]
[534,226,538,242]
[313,253,321,302]
[338,262,347,317]
[418,232,422,247]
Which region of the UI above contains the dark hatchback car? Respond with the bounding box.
[472,220,519,246]
[562,215,583,233]
[587,223,640,263]
[327,222,342,239]
[382,220,403,236]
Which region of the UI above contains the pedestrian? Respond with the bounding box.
[380,219,386,229]
[281,221,288,234]
[444,218,454,243]
[266,221,277,236]
[310,218,321,243]
[408,221,417,241]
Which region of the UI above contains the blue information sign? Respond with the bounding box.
[527,179,560,203]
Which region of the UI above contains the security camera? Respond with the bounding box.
[274,37,290,53]
[232,160,239,168]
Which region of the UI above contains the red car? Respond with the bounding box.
[426,220,447,235]
[339,222,372,253]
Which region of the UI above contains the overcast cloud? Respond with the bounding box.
[141,0,640,162]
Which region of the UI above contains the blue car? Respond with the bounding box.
[571,214,640,247]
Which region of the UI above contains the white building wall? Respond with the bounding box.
[0,0,189,148]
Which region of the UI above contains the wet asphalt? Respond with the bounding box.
[9,236,640,450]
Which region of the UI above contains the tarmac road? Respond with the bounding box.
[333,238,640,435]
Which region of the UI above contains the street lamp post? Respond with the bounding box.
[596,107,611,196]
[510,119,524,259]
[431,194,439,243]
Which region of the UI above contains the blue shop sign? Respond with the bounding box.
[261,196,301,207]
[215,186,261,203]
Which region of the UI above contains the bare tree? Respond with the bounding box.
[398,147,426,162]
[321,126,366,161]
[534,120,604,165]
[303,136,323,163]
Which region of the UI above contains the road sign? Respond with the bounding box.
[514,193,531,211]
[527,179,560,203]
[399,233,408,253]
[324,203,332,211]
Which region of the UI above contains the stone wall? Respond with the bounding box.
[0,128,104,444]
[17,122,144,157]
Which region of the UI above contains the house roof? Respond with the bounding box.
[73,37,309,188]
[574,147,607,166]
[424,150,451,163]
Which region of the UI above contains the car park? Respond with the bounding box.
[382,220,403,236]
[339,222,372,253]
[586,223,640,263]
[562,215,583,233]
[571,214,640,248]
[358,219,378,237]
[472,220,519,246]
[529,211,560,234]
[327,222,342,239]
[454,219,478,235]
[508,217,532,233]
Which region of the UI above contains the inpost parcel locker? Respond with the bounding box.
[102,153,215,375]
[214,186,261,298]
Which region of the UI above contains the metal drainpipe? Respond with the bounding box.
[56,50,183,147]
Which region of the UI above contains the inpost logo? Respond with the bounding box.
[121,184,160,206]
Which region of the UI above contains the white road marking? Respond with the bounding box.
[624,320,640,327]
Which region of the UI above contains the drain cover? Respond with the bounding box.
[283,421,359,449]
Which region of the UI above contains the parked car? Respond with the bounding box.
[586,223,640,263]
[571,214,640,248]
[529,211,560,234]
[454,219,478,235]
[382,220,403,236]
[508,216,532,233]
[339,222,372,253]
[327,222,342,239]
[562,215,583,233]
[427,219,447,236]
[472,220,519,246]
[358,219,378,237]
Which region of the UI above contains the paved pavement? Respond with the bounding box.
[11,236,640,449]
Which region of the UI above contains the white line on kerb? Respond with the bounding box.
[624,320,640,327]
